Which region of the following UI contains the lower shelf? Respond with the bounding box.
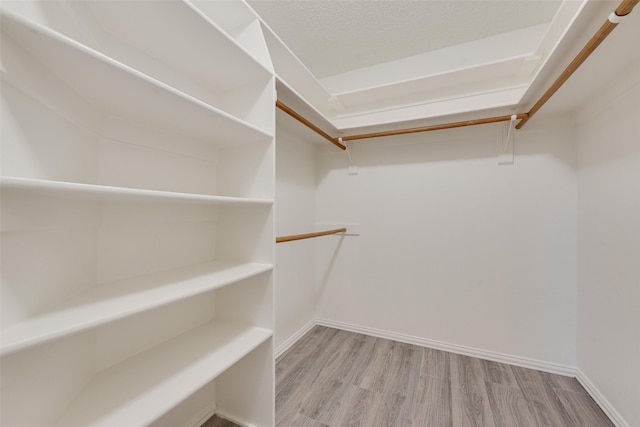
[1,260,273,356]
[53,320,272,427]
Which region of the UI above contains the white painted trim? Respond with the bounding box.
[330,86,526,129]
[214,409,258,427]
[316,318,576,377]
[275,319,316,359]
[178,402,217,427]
[576,369,630,427]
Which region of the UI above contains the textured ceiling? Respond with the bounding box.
[249,0,563,79]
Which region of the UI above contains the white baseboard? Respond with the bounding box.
[177,402,261,427]
[179,401,216,427]
[275,319,316,359]
[315,318,576,377]
[214,409,259,427]
[576,369,630,427]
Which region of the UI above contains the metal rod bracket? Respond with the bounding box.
[499,114,517,165]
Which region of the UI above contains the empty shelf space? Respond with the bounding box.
[53,320,272,427]
[1,260,273,355]
[0,177,273,206]
[0,11,272,145]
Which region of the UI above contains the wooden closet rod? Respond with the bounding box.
[276,100,347,150]
[340,113,528,141]
[276,227,347,243]
[276,0,638,141]
[516,0,639,129]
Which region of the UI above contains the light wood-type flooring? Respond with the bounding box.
[274,326,613,427]
[201,414,241,427]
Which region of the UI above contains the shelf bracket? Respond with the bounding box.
[498,114,517,165]
[343,138,358,175]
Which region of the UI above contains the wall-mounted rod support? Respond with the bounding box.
[276,100,347,150]
[516,0,639,129]
[276,227,347,243]
[341,113,529,141]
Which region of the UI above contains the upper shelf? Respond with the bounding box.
[53,320,272,427]
[0,11,273,146]
[0,259,273,356]
[85,0,273,93]
[186,0,274,73]
[0,177,273,206]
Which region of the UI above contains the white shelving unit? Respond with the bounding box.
[54,321,272,427]
[1,1,275,426]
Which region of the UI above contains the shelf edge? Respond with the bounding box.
[0,261,273,356]
[0,177,273,206]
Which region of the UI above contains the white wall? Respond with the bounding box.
[315,118,578,367]
[575,61,640,427]
[274,111,319,352]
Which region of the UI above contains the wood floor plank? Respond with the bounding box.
[276,326,338,384]
[291,414,330,427]
[419,347,451,381]
[372,389,407,427]
[388,343,423,427]
[200,414,240,427]
[480,359,518,387]
[410,347,452,426]
[511,365,574,427]
[363,340,417,425]
[450,353,496,427]
[276,327,335,392]
[276,328,351,426]
[332,385,380,427]
[298,331,374,425]
[410,373,453,427]
[352,336,394,393]
[556,389,615,427]
[541,371,589,395]
[368,341,416,426]
[485,381,537,427]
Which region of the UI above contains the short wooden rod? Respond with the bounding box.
[276,100,346,150]
[276,227,347,243]
[340,113,528,141]
[516,0,639,129]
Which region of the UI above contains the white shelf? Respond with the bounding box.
[86,0,273,90]
[0,11,272,146]
[53,320,272,427]
[0,260,273,356]
[0,177,273,206]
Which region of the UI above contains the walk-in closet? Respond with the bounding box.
[1,1,638,426]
